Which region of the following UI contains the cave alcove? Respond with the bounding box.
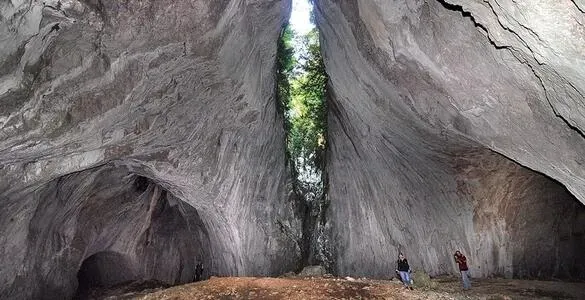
[74,251,136,298]
[16,163,213,299]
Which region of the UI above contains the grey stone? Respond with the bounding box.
[0,0,301,299]
[279,271,297,278]
[299,265,327,277]
[315,0,585,280]
[1,0,585,299]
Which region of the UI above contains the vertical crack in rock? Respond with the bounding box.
[1,0,585,298]
[434,0,490,34]
[481,0,545,64]
[277,2,332,272]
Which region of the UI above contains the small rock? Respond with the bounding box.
[298,265,327,277]
[280,271,296,278]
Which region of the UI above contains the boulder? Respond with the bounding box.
[299,265,327,277]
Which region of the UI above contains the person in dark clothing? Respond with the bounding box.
[195,261,204,282]
[395,253,413,290]
[454,250,471,289]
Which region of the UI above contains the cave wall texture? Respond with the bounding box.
[315,0,585,279]
[1,0,585,299]
[0,0,301,299]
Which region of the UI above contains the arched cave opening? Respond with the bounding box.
[325,121,585,280]
[452,149,585,280]
[74,251,136,299]
[19,163,213,299]
[312,0,585,283]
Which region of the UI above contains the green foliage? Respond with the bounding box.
[277,7,331,267]
[276,24,296,120]
[289,29,327,173]
[277,24,328,184]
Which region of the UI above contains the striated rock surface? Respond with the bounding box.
[315,0,585,279]
[0,0,300,299]
[2,0,585,298]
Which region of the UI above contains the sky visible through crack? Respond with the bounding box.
[285,0,331,268]
[289,0,316,70]
[279,0,327,188]
[290,0,314,37]
[286,0,324,185]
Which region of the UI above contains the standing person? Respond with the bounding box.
[454,250,471,289]
[396,253,413,290]
[195,260,204,282]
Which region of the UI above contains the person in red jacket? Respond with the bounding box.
[454,250,471,289]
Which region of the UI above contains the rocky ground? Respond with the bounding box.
[84,275,585,300]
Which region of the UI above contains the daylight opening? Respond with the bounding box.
[277,0,331,268]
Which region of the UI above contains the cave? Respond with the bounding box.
[1,0,585,298]
[1,163,213,299]
[314,0,585,279]
[75,251,137,298]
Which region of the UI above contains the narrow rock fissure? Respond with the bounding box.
[482,0,543,62]
[277,0,332,271]
[570,0,585,14]
[2,1,585,298]
[433,0,502,47]
[436,0,585,140]
[434,0,540,60]
[520,57,585,140]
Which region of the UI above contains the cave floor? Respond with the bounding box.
[96,275,585,300]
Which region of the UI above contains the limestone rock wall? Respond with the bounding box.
[316,0,585,279]
[3,166,208,299]
[2,0,585,297]
[0,0,300,298]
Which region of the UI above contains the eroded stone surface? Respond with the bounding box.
[0,0,300,299]
[2,0,585,298]
[5,166,209,299]
[315,0,585,279]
